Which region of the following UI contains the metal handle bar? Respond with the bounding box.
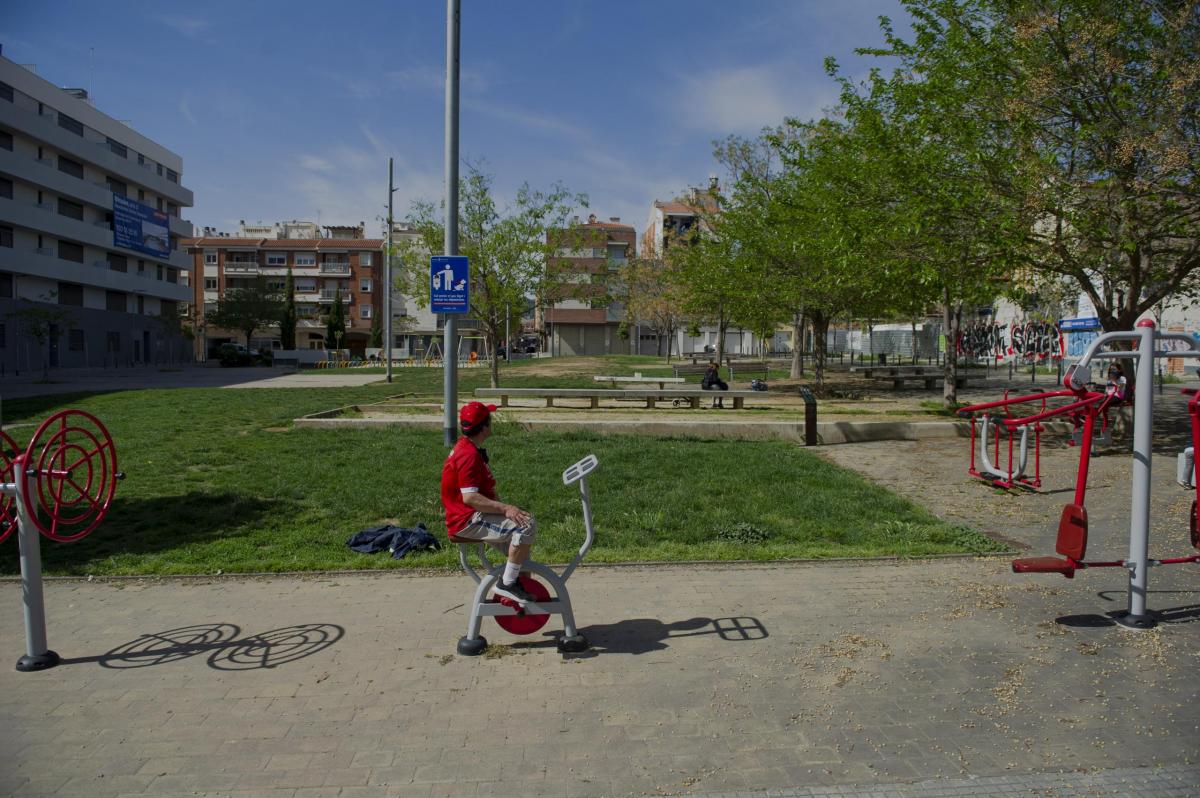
[958,389,1077,416]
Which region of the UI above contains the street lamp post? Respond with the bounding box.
[443,0,461,447]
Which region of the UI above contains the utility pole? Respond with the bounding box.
[443,0,460,447]
[385,157,394,383]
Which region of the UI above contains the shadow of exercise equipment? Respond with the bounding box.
[1057,589,1200,627]
[535,615,768,657]
[58,622,345,670]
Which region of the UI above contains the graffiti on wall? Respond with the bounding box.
[958,321,1065,360]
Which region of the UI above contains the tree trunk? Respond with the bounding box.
[790,311,804,378]
[942,288,960,408]
[716,315,728,367]
[488,328,500,388]
[810,310,830,391]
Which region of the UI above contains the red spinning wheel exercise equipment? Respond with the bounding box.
[0,430,20,544]
[2,409,123,671]
[489,574,552,635]
[21,409,120,542]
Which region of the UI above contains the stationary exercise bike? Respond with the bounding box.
[454,454,599,655]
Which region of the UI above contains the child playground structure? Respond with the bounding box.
[958,320,1200,629]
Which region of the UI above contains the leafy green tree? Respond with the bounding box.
[279,267,297,350]
[324,287,346,353]
[369,313,383,348]
[396,163,586,387]
[617,254,688,361]
[6,299,75,378]
[206,277,284,350]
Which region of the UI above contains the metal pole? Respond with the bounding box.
[443,0,460,447]
[1118,320,1157,629]
[12,456,59,671]
[385,157,393,383]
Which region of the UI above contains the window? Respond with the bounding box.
[359,278,372,292]
[58,156,84,179]
[57,282,84,306]
[156,265,163,281]
[360,306,372,320]
[137,189,144,202]
[294,253,316,266]
[161,300,177,317]
[0,323,5,349]
[204,278,218,290]
[267,280,286,291]
[137,153,145,166]
[266,253,287,266]
[58,241,84,263]
[106,331,121,351]
[0,129,11,151]
[167,202,178,217]
[167,268,177,284]
[0,81,12,102]
[138,260,145,274]
[107,138,127,158]
[57,198,84,220]
[156,198,163,212]
[166,168,178,183]
[0,226,11,248]
[204,252,217,265]
[0,177,11,199]
[68,329,85,351]
[107,254,127,273]
[137,295,144,314]
[295,281,316,293]
[0,272,12,297]
[360,252,374,266]
[58,113,84,136]
[106,177,127,195]
[156,164,163,176]
[106,291,126,312]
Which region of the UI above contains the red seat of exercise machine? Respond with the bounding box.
[1056,503,1088,560]
[1012,556,1077,577]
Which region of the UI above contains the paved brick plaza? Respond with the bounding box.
[1,559,1197,797]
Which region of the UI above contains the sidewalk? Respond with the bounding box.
[2,560,1197,797]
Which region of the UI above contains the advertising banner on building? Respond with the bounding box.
[112,193,171,258]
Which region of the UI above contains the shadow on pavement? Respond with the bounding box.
[535,615,768,657]
[59,622,345,670]
[1057,589,1200,627]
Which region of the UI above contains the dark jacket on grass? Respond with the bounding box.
[347,524,441,559]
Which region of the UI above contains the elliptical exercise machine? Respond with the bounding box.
[454,454,598,655]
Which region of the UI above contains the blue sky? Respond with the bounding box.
[2,0,906,239]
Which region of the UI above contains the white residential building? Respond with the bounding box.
[0,54,194,371]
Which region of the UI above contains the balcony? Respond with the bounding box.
[319,261,351,275]
[319,289,352,303]
[224,262,260,275]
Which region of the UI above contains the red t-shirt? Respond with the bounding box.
[441,437,497,536]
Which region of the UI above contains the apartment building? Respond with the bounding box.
[640,179,719,258]
[184,235,383,358]
[541,213,634,356]
[0,55,194,372]
[387,221,441,359]
[235,219,320,240]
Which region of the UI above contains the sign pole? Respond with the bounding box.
[443,0,460,447]
[385,157,393,384]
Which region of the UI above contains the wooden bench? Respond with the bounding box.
[593,375,685,389]
[475,387,767,409]
[870,374,977,390]
[672,364,712,377]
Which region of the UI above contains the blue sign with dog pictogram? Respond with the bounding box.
[430,256,469,313]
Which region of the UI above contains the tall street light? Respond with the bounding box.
[443,0,461,446]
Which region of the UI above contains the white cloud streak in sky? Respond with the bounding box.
[680,65,840,133]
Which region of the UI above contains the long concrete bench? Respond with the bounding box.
[475,387,767,409]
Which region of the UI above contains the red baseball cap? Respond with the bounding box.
[459,401,497,432]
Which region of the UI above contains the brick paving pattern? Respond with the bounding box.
[1,560,1197,797]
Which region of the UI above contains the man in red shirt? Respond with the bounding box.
[441,401,537,604]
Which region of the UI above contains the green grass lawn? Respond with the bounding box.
[0,364,1003,576]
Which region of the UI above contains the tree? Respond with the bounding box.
[279,267,297,350]
[6,299,74,379]
[396,162,586,387]
[325,287,346,353]
[369,313,383,348]
[618,255,688,361]
[206,277,284,350]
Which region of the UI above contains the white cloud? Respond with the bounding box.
[178,99,197,126]
[466,100,589,141]
[298,155,334,173]
[680,65,839,133]
[156,15,210,37]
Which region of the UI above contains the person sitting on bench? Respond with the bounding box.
[701,360,728,407]
[441,401,538,604]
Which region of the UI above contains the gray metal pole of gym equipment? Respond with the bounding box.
[1067,319,1200,629]
[6,462,57,671]
[442,0,460,447]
